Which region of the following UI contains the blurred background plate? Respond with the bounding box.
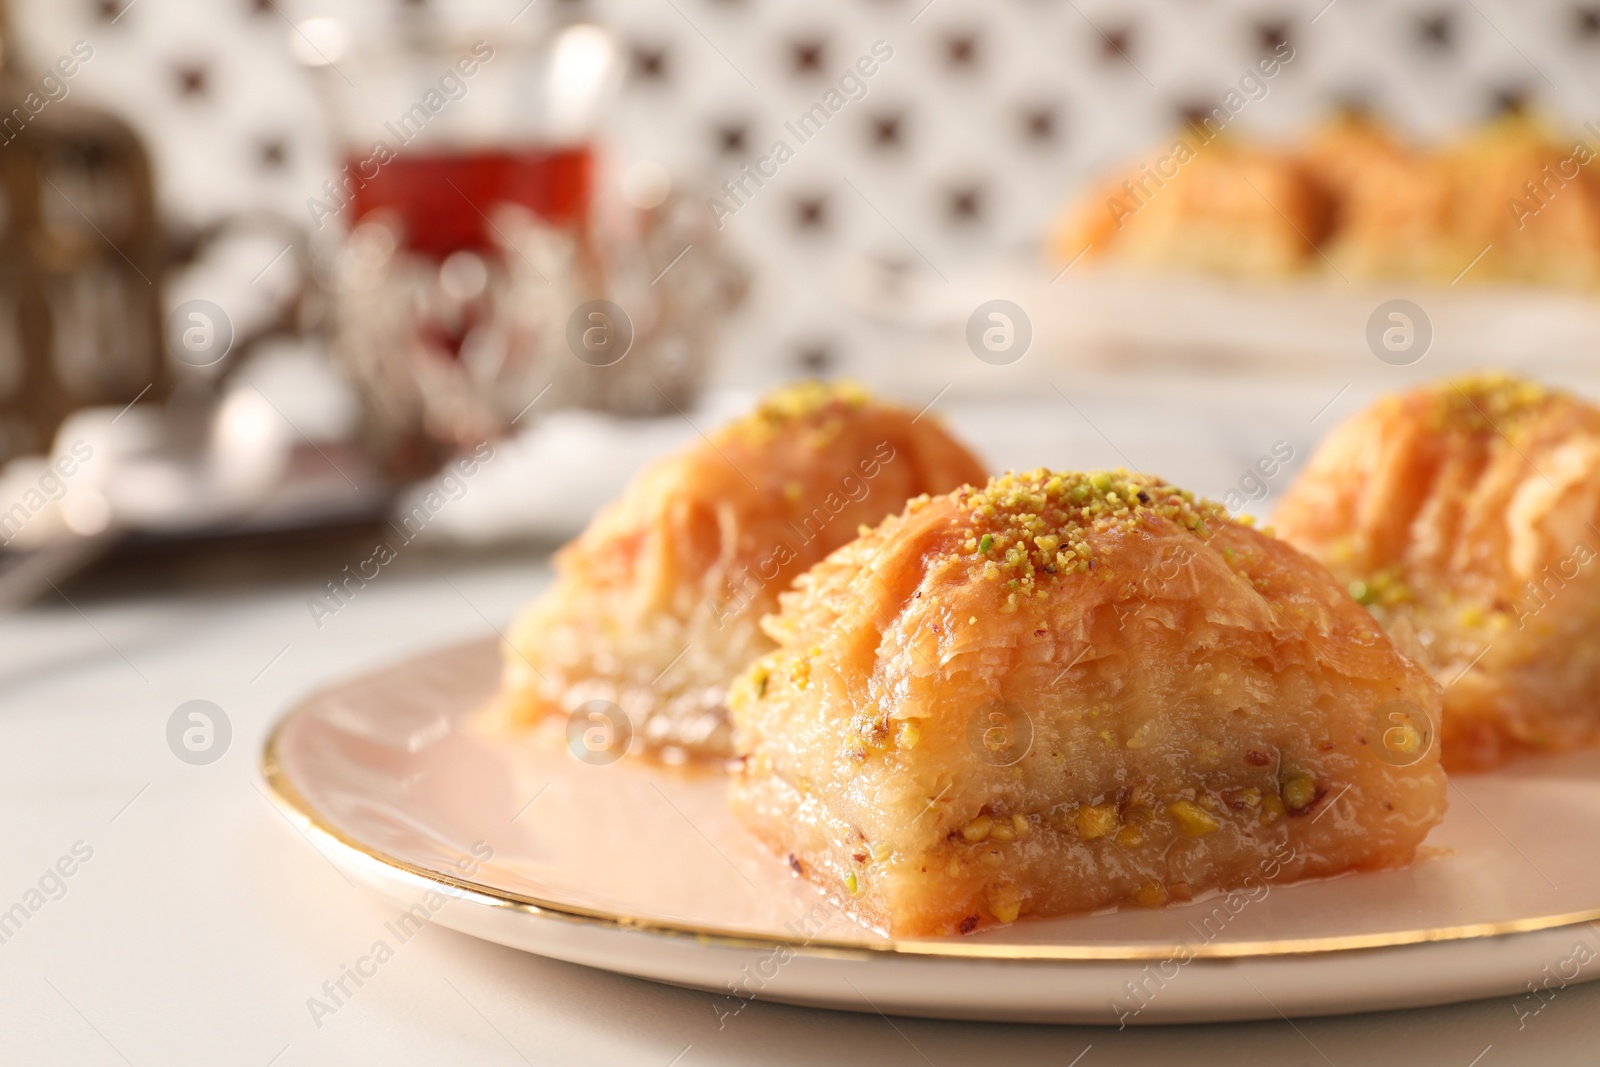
[840,257,1600,379]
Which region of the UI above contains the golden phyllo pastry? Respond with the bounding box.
[1275,373,1600,770]
[1315,116,1600,287]
[499,381,987,759]
[730,470,1447,935]
[1303,113,1454,281]
[1433,117,1600,288]
[1052,113,1600,289]
[1052,136,1334,278]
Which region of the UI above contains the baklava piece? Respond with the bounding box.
[1276,373,1600,770]
[1308,115,1600,287]
[1302,113,1455,281]
[1434,117,1600,289]
[498,381,986,759]
[730,470,1447,935]
[1052,137,1333,278]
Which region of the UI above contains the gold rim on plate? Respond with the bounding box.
[261,714,1600,964]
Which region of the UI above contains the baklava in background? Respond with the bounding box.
[1054,113,1600,290]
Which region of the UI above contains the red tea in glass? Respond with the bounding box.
[346,144,594,261]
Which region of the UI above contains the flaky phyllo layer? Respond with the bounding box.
[498,381,986,758]
[1277,372,1600,770]
[730,470,1447,935]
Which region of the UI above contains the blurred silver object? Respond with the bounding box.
[301,10,747,478]
[330,183,748,471]
[0,3,164,467]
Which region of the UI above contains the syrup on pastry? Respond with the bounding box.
[1277,372,1600,770]
[1053,136,1334,279]
[1053,113,1600,289]
[731,469,1446,935]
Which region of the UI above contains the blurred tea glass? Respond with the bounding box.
[300,5,745,478]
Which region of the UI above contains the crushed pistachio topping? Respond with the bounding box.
[1380,718,1426,760]
[1075,803,1119,841]
[753,379,871,422]
[954,777,1299,859]
[949,469,1230,582]
[849,708,891,752]
[987,884,1023,924]
[895,719,921,750]
[960,814,993,843]
[1134,883,1168,908]
[1281,772,1319,814]
[717,380,876,446]
[789,649,814,691]
[1348,568,1410,608]
[1168,800,1220,837]
[1425,372,1554,435]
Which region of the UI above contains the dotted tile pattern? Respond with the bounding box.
[13,0,1600,381]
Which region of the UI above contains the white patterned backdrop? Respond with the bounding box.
[12,0,1600,387]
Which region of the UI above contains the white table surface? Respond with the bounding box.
[6,387,1600,1066]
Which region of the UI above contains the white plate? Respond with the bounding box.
[838,255,1600,379]
[263,639,1600,1025]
